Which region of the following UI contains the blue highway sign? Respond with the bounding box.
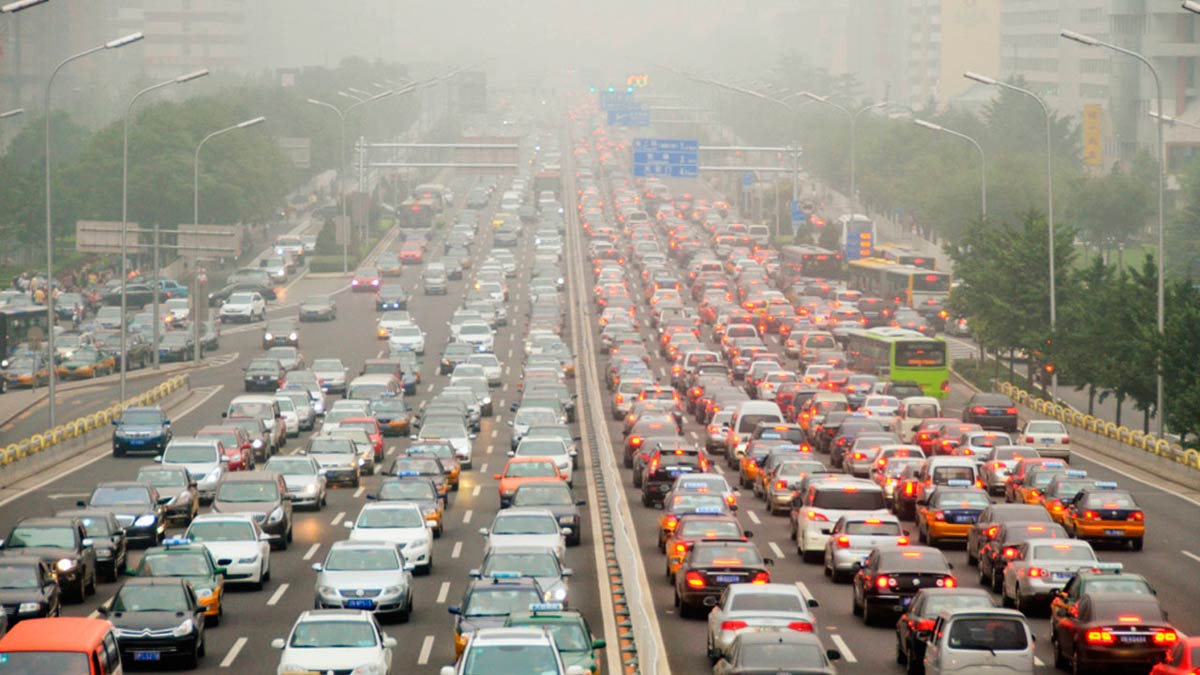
[632,138,699,178]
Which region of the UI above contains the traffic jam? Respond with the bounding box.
[0,93,1190,675]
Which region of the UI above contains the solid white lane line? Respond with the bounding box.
[463,509,473,524]
[768,542,785,559]
[746,510,761,525]
[1183,550,1200,564]
[267,583,289,606]
[331,511,345,526]
[472,485,481,497]
[417,635,435,665]
[220,637,248,668]
[426,384,435,394]
[452,541,463,558]
[437,581,451,603]
[303,543,321,561]
[1035,656,1046,667]
[829,634,857,663]
[353,486,366,498]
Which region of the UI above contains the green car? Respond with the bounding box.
[129,538,226,625]
[504,604,605,675]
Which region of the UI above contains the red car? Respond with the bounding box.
[398,241,425,264]
[350,266,382,292]
[195,425,254,471]
[338,417,384,463]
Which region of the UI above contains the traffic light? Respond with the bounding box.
[1044,363,1055,375]
[626,86,634,93]
[589,86,597,93]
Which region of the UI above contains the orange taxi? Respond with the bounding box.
[494,457,566,508]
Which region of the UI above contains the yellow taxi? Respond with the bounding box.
[915,481,991,547]
[1012,462,1071,505]
[1038,469,1097,524]
[657,493,732,552]
[662,513,747,582]
[1004,458,1068,504]
[1062,484,1145,550]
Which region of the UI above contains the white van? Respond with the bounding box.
[346,374,401,401]
[899,396,942,442]
[922,608,1035,675]
[725,401,784,458]
[746,223,771,246]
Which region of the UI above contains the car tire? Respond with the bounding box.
[1131,537,1144,551]
[862,597,878,626]
[852,587,863,616]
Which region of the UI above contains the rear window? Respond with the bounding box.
[1080,492,1138,509]
[1032,544,1095,561]
[737,413,782,433]
[932,466,975,483]
[729,592,803,613]
[947,618,1028,651]
[803,335,836,350]
[844,520,900,536]
[811,488,886,510]
[1091,598,1166,623]
[895,341,946,367]
[906,404,939,419]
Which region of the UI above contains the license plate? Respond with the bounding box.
[1105,529,1124,536]
[346,599,375,609]
[714,575,740,583]
[1122,635,1147,644]
[1052,572,1071,580]
[901,597,913,607]
[130,440,145,446]
[953,515,975,524]
[133,652,160,661]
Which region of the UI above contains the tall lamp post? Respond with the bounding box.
[1061,28,1165,436]
[194,117,266,228]
[44,31,143,427]
[965,71,1058,399]
[0,108,22,119]
[914,119,987,220]
[119,69,208,399]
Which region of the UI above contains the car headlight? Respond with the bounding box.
[263,333,273,341]
[94,548,113,559]
[133,514,157,528]
[482,396,491,406]
[205,467,223,483]
[303,482,320,494]
[17,602,40,613]
[195,587,213,599]
[383,586,403,595]
[268,506,284,523]
[545,587,568,602]
[313,401,325,413]
[288,333,297,341]
[55,558,76,573]
[237,555,259,564]
[171,618,194,638]
[351,664,386,675]
[252,439,264,449]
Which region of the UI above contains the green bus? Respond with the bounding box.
[843,327,949,399]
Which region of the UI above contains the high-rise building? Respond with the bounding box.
[106,0,251,80]
[903,0,1003,108]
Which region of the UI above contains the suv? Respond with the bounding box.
[422,263,449,295]
[112,406,172,457]
[640,445,707,508]
[792,477,888,562]
[210,471,293,550]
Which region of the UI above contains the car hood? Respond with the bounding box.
[0,588,47,604]
[281,475,321,490]
[197,540,260,560]
[109,610,194,632]
[310,454,357,469]
[487,533,562,550]
[85,506,155,528]
[117,424,167,436]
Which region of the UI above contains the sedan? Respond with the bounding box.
[345,503,433,574]
[1001,538,1096,613]
[56,348,116,380]
[350,266,382,292]
[0,557,61,624]
[713,632,841,675]
[472,545,572,606]
[263,455,326,510]
[895,587,996,672]
[79,482,165,549]
[706,582,819,660]
[271,610,396,674]
[135,464,199,526]
[184,515,271,589]
[823,515,908,583]
[675,540,773,618]
[852,546,956,626]
[100,577,206,668]
[310,358,349,394]
[298,295,337,322]
[481,508,567,560]
[312,541,414,621]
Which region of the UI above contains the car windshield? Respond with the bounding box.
[289,620,378,649]
[1081,493,1139,509]
[89,486,151,507]
[0,565,39,589]
[692,544,763,566]
[506,462,558,478]
[844,520,901,536]
[517,440,567,457]
[461,643,562,675]
[324,548,400,571]
[357,508,424,528]
[308,439,355,455]
[393,326,421,337]
[947,618,1028,651]
[187,520,256,542]
[312,359,343,371]
[140,553,210,577]
[463,588,542,617]
[75,516,114,537]
[921,594,995,617]
[378,481,435,500]
[6,526,74,550]
[513,486,572,506]
[482,551,559,577]
[265,458,315,476]
[138,469,186,488]
[678,520,742,539]
[493,514,557,535]
[217,481,278,503]
[112,585,188,612]
[932,492,991,509]
[121,410,163,426]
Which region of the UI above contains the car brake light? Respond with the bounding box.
[1086,630,1115,645]
[1049,500,1064,512]
[787,621,814,632]
[986,525,999,539]
[1006,407,1018,415]
[971,407,987,414]
[806,512,829,522]
[897,536,909,545]
[1027,567,1048,578]
[674,542,688,554]
[875,575,893,589]
[615,394,624,404]
[776,481,788,490]
[684,571,705,588]
[933,510,945,522]
[915,618,936,631]
[720,620,748,631]
[904,483,915,496]
[1082,510,1098,520]
[1003,547,1017,558]
[751,571,770,584]
[631,437,643,448]
[937,577,956,588]
[1025,436,1035,443]
[836,535,851,548]
[1154,629,1179,645]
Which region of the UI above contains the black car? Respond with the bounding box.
[93,330,152,371]
[511,483,585,547]
[375,286,408,311]
[0,517,97,603]
[112,406,172,457]
[136,464,200,526]
[102,283,164,308]
[100,577,206,668]
[79,482,165,549]
[298,295,337,322]
[54,510,128,582]
[368,398,412,437]
[641,444,706,508]
[207,280,276,306]
[0,557,61,626]
[209,471,292,550]
[157,331,198,362]
[852,545,956,626]
[1051,592,1177,674]
[261,319,299,350]
[962,392,1019,432]
[440,342,474,375]
[243,359,284,392]
[895,588,995,674]
[674,540,773,617]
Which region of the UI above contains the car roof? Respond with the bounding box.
[0,617,114,652]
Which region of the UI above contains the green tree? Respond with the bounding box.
[1160,279,1200,442]
[1058,258,1116,413]
[1063,153,1155,254]
[1167,154,1200,280]
[1092,256,1158,430]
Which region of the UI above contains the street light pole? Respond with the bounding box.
[965,71,1058,399]
[44,31,143,427]
[1061,28,1166,436]
[0,108,22,119]
[119,69,208,398]
[914,119,987,220]
[307,98,348,273]
[803,93,857,211]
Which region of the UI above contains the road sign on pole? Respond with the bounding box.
[790,199,806,237]
[607,106,650,127]
[631,138,699,178]
[742,171,755,187]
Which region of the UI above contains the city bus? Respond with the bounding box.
[847,258,952,308]
[843,327,949,399]
[837,213,876,262]
[777,245,843,284]
[877,243,937,270]
[0,305,50,359]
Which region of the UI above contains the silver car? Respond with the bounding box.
[1001,538,1097,613]
[822,514,908,582]
[312,540,414,621]
[303,437,360,488]
[275,391,316,431]
[705,582,820,660]
[470,545,572,605]
[466,354,502,386]
[310,358,349,394]
[264,455,326,509]
[158,438,226,504]
[321,428,376,475]
[480,508,567,560]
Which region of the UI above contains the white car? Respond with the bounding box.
[345,503,434,574]
[387,324,425,355]
[164,298,191,325]
[273,394,301,437]
[159,438,226,503]
[1018,420,1071,460]
[272,610,396,675]
[440,627,586,675]
[184,514,271,588]
[376,312,411,339]
[793,477,889,562]
[218,292,266,323]
[480,508,567,560]
[457,321,495,353]
[466,354,502,387]
[310,358,348,394]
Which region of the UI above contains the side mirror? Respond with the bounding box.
[153,455,163,463]
[311,563,323,572]
[215,567,227,576]
[506,420,513,427]
[440,668,455,675]
[447,605,461,615]
[342,520,353,529]
[271,638,285,649]
[478,528,489,536]
[382,636,398,649]
[96,606,109,616]
[762,558,775,566]
[75,500,86,507]
[403,563,415,572]
[826,648,842,662]
[576,500,587,507]
[221,411,228,418]
[82,538,94,548]
[562,568,574,577]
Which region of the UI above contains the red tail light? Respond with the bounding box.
[1027,567,1049,578]
[915,618,936,631]
[1082,510,1099,520]
[1003,547,1018,558]
[875,575,893,589]
[1049,500,1064,512]
[751,571,771,584]
[665,515,677,529]
[776,481,788,490]
[615,394,624,405]
[787,621,814,632]
[897,536,910,545]
[1129,511,1144,522]
[720,620,748,631]
[806,512,829,522]
[1086,630,1115,645]
[904,483,915,496]
[674,543,688,555]
[631,437,643,448]
[685,571,705,588]
[1153,629,1179,645]
[933,510,945,522]
[937,577,956,588]
[985,526,999,539]
[971,407,987,415]
[836,535,851,548]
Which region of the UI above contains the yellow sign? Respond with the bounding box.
[626,74,649,88]
[1083,104,1103,167]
